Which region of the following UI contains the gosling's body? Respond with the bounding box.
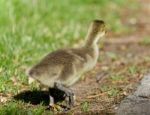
[27,20,106,108]
[28,46,99,87]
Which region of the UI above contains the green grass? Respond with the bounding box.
[100,85,120,97]
[0,0,139,114]
[81,101,89,112]
[128,66,138,75]
[0,101,49,115]
[106,51,118,61]
[110,75,124,81]
[140,36,150,46]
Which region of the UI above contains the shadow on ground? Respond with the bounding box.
[14,89,66,106]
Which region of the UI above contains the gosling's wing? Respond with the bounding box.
[27,49,75,78]
[28,63,62,78]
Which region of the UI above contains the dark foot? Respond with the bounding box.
[66,92,75,108]
[54,83,75,108]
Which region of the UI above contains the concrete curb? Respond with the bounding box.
[117,74,150,115]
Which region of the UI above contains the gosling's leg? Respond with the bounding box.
[47,88,61,111]
[49,95,54,107]
[54,83,75,108]
[47,88,54,109]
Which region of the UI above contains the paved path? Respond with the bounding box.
[117,74,150,115]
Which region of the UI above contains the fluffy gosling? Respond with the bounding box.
[27,20,106,109]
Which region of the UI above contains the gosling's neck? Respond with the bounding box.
[83,20,105,49]
[85,34,100,48]
[84,31,105,49]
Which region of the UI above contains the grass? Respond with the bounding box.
[0,101,49,115]
[81,101,89,112]
[106,51,118,61]
[0,0,139,114]
[140,36,150,46]
[128,66,138,75]
[100,85,120,97]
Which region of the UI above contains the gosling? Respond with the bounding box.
[27,20,106,109]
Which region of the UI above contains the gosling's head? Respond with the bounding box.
[86,20,106,46]
[90,20,106,37]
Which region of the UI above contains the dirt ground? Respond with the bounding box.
[70,0,150,114]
